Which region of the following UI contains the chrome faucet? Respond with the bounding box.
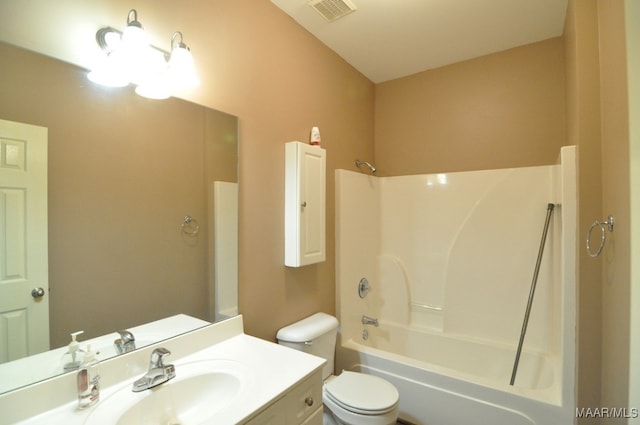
[114,330,136,354]
[132,347,175,392]
[362,315,379,327]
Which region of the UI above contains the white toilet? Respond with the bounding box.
[277,312,399,425]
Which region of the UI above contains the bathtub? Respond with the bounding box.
[335,323,573,425]
[334,146,577,424]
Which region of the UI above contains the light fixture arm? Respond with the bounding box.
[171,31,188,51]
[95,27,172,60]
[127,9,142,29]
[95,27,118,53]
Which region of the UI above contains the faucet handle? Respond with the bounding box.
[149,347,171,369]
[117,330,135,343]
[114,330,136,354]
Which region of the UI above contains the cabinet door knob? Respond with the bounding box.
[301,201,307,208]
[305,396,314,406]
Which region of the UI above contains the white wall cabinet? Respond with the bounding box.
[285,141,326,267]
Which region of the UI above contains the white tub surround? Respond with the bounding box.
[1,315,325,424]
[335,146,577,424]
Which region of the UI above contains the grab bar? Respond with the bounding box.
[510,203,555,386]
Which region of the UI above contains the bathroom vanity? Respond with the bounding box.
[0,315,325,424]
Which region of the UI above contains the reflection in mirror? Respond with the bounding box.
[0,41,238,394]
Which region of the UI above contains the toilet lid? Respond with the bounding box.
[324,371,399,415]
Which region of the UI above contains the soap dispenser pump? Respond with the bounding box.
[62,330,84,372]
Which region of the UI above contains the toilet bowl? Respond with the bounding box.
[323,372,399,425]
[277,313,399,425]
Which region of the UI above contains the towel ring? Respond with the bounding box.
[586,215,614,257]
[181,215,199,236]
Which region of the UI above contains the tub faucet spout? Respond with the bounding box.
[362,315,379,327]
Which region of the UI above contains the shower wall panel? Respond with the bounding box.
[336,163,563,350]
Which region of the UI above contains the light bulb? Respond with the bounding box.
[88,52,129,87]
[122,10,148,52]
[121,24,148,52]
[168,47,199,88]
[135,78,170,99]
[168,33,200,89]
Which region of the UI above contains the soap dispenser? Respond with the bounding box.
[77,344,100,409]
[62,330,84,372]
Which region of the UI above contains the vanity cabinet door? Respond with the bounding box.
[301,407,322,425]
[284,369,323,424]
[284,141,326,267]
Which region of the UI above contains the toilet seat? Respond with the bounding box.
[324,371,399,415]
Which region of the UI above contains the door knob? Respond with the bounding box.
[31,287,45,299]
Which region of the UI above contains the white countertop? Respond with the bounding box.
[0,315,325,425]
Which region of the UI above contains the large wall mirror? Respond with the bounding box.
[0,41,238,393]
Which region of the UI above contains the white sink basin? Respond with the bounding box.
[85,359,252,425]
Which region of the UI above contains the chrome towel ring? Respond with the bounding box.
[586,215,614,257]
[181,215,199,236]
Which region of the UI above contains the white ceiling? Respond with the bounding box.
[270,0,568,83]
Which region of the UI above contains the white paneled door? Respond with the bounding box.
[0,119,48,363]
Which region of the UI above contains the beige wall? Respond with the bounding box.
[374,37,566,176]
[564,0,603,419]
[565,0,636,420]
[564,0,602,423]
[598,0,631,419]
[211,3,375,340]
[147,1,377,340]
[0,0,375,343]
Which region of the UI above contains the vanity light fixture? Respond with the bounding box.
[88,9,199,99]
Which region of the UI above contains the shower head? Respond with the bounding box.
[355,160,376,174]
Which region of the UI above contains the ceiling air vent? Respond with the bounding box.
[308,0,357,22]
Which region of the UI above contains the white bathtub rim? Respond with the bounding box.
[339,320,563,398]
[336,342,575,425]
[356,363,538,425]
[339,338,562,406]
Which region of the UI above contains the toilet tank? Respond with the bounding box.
[276,312,339,380]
